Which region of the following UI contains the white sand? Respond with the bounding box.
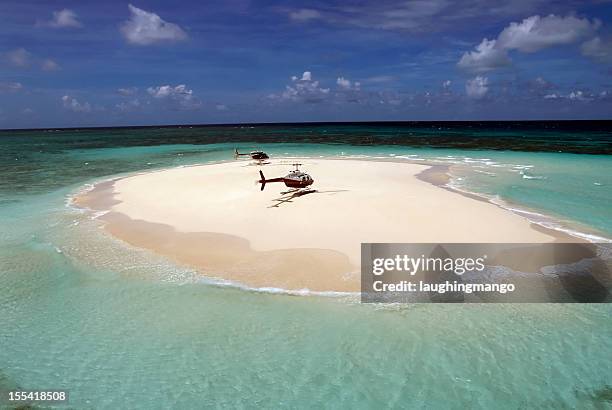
[108,158,556,269]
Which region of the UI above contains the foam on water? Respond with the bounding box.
[206,277,359,298]
[447,177,612,243]
[520,170,547,180]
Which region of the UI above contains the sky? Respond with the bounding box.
[1,0,612,128]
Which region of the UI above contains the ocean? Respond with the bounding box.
[0,122,611,408]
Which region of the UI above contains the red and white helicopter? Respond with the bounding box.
[258,163,314,191]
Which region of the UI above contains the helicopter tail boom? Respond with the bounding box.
[234,148,246,159]
[258,171,284,191]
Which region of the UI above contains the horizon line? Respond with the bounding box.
[2,118,612,133]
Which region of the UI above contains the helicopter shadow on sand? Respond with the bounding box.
[268,187,349,208]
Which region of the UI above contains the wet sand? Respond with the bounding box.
[75,158,570,292]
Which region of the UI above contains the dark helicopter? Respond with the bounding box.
[234,148,269,161]
[258,163,314,191]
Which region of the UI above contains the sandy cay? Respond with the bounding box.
[77,158,560,292]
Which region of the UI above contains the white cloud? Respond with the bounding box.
[459,14,600,72]
[533,77,549,87]
[581,37,612,62]
[336,77,350,88]
[289,9,322,22]
[48,9,82,28]
[336,76,360,91]
[362,75,395,84]
[41,59,60,71]
[568,90,591,101]
[215,104,228,111]
[335,76,363,103]
[274,71,330,103]
[285,1,597,34]
[147,84,200,109]
[116,99,141,112]
[440,80,454,97]
[457,38,511,73]
[148,84,190,98]
[528,76,554,95]
[465,76,489,99]
[6,48,31,67]
[497,14,599,53]
[62,95,91,113]
[292,71,312,82]
[0,82,23,92]
[543,90,603,102]
[117,87,138,96]
[285,0,450,32]
[370,0,448,30]
[120,4,188,45]
[6,49,60,71]
[270,72,374,105]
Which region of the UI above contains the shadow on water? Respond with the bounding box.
[548,243,611,303]
[575,385,612,406]
[0,369,36,409]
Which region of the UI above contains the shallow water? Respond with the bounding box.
[1,125,611,408]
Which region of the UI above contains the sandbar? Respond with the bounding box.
[75,158,564,292]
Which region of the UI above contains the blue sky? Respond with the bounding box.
[1,0,612,128]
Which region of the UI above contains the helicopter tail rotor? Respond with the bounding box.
[258,170,266,191]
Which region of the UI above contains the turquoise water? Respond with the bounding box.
[1,126,612,408]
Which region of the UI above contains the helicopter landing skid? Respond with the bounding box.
[280,188,315,195]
